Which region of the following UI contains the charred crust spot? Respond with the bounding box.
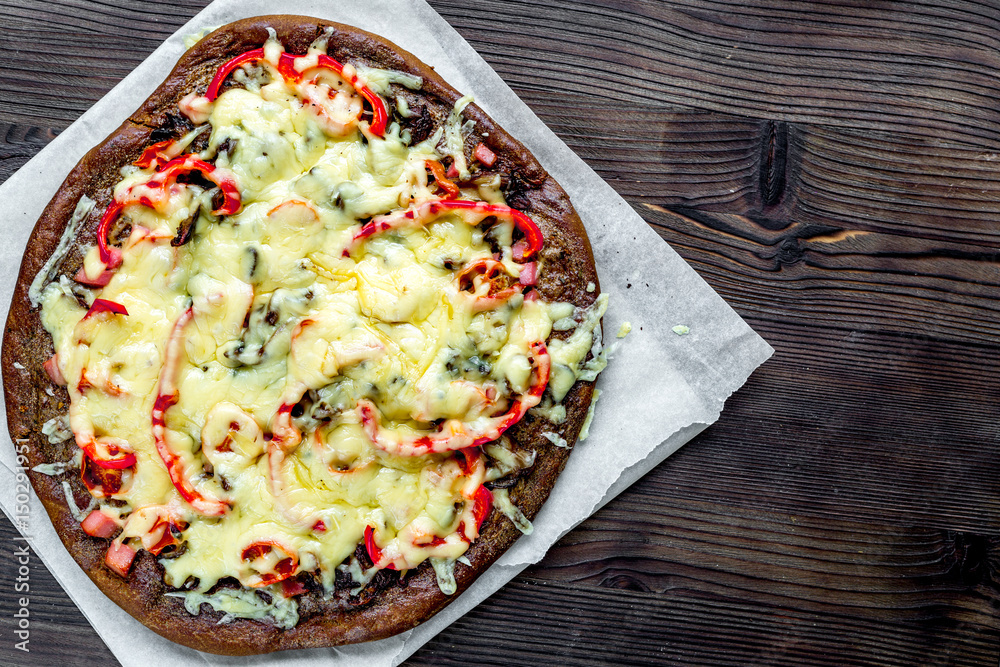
[400,104,435,145]
[502,172,533,211]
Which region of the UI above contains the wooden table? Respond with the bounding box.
[2,1,998,664]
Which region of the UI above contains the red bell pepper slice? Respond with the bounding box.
[81,510,119,538]
[80,438,136,470]
[204,48,388,137]
[95,201,125,269]
[364,525,398,571]
[105,540,136,577]
[358,340,550,457]
[345,199,543,261]
[131,155,241,215]
[81,454,129,497]
[144,516,186,556]
[151,307,230,516]
[425,160,459,199]
[134,139,178,169]
[84,298,129,319]
[471,484,493,533]
[205,48,295,101]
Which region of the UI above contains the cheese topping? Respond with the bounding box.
[38,33,603,623]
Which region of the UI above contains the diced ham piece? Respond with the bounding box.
[519,261,538,286]
[43,355,66,386]
[474,143,496,167]
[511,239,530,263]
[105,540,136,577]
[81,510,118,538]
[281,578,308,597]
[74,266,114,287]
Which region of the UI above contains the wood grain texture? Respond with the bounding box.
[1,0,998,664]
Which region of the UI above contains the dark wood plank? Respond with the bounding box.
[411,492,1000,666]
[0,518,118,666]
[0,124,59,184]
[434,0,1000,146]
[1,0,999,664]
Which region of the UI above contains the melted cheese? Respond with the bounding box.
[39,35,604,617]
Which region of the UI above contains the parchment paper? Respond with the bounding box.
[0,1,773,664]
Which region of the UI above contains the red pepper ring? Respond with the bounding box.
[136,155,241,215]
[95,201,125,269]
[206,48,268,100]
[81,438,136,470]
[95,155,241,271]
[204,48,388,138]
[344,199,544,261]
[151,307,231,517]
[81,453,131,499]
[134,139,178,169]
[144,516,187,556]
[358,340,551,457]
[457,258,524,313]
[315,54,388,138]
[240,540,299,587]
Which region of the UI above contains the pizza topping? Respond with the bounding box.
[343,199,544,261]
[491,488,533,535]
[443,95,474,181]
[29,196,95,307]
[425,159,460,199]
[152,307,231,517]
[41,415,72,444]
[43,354,66,386]
[430,557,458,595]
[62,480,96,522]
[80,452,132,497]
[167,586,299,628]
[458,258,524,312]
[198,36,389,138]
[84,298,129,319]
[74,265,115,287]
[92,155,241,277]
[81,509,119,538]
[105,539,137,577]
[545,293,610,403]
[357,340,550,457]
[473,143,497,167]
[239,540,299,587]
[134,126,210,170]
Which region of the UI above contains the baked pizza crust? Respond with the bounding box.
[2,15,598,655]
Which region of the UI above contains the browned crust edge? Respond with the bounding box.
[1,15,599,655]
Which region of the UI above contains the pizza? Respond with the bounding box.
[2,16,606,655]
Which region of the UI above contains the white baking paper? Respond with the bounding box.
[0,1,773,665]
